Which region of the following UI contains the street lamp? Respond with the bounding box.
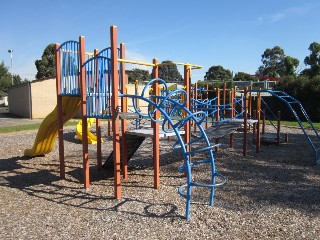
[8,50,13,85]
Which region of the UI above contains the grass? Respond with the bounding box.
[0,120,78,134]
[0,117,319,134]
[270,120,320,130]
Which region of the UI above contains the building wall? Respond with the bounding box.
[30,78,57,119]
[125,83,149,114]
[8,83,31,118]
[8,78,150,119]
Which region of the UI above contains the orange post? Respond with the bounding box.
[94,49,102,169]
[152,58,160,189]
[216,88,220,121]
[184,65,191,155]
[120,43,128,180]
[252,110,256,142]
[55,43,65,179]
[205,84,209,129]
[223,82,226,117]
[277,111,281,146]
[79,36,90,189]
[110,26,122,199]
[248,86,252,118]
[194,82,197,133]
[256,90,261,153]
[243,87,248,156]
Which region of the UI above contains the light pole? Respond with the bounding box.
[8,50,13,85]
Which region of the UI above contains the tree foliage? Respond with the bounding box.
[204,65,232,81]
[256,46,299,77]
[233,72,258,82]
[35,43,56,79]
[302,42,320,77]
[127,68,150,83]
[0,62,25,98]
[158,60,182,82]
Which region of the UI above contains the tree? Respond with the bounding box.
[204,65,232,81]
[35,43,56,79]
[158,60,183,82]
[256,46,299,77]
[283,56,300,76]
[302,42,320,78]
[0,62,11,97]
[127,68,150,83]
[233,72,258,82]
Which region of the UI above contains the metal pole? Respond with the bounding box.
[8,50,13,85]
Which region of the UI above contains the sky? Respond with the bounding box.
[1,0,320,82]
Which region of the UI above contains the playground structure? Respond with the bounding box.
[23,25,320,219]
[24,26,226,220]
[189,82,320,164]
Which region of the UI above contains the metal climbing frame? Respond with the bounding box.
[251,89,320,164]
[122,78,226,220]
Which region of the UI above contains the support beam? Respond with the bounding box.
[80,36,90,189]
[152,58,160,189]
[55,43,65,179]
[110,26,122,199]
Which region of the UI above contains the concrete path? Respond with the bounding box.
[0,109,43,127]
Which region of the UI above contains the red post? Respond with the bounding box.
[152,58,160,189]
[110,26,122,199]
[79,36,90,189]
[120,43,128,180]
[223,82,226,117]
[262,109,266,134]
[243,87,248,156]
[184,65,191,163]
[277,111,281,146]
[252,110,256,142]
[205,83,209,129]
[256,91,261,153]
[94,49,102,169]
[216,88,220,121]
[55,43,65,179]
[194,82,197,133]
[229,133,234,148]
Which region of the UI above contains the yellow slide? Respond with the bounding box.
[75,118,103,144]
[24,96,81,157]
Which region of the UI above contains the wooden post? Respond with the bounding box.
[256,90,261,153]
[152,58,160,189]
[205,83,209,129]
[79,36,90,189]
[277,111,281,146]
[229,89,233,118]
[243,87,248,156]
[216,88,220,121]
[229,133,234,148]
[248,86,252,118]
[252,110,256,142]
[184,65,191,157]
[94,49,102,169]
[110,26,121,199]
[262,109,266,134]
[223,82,226,117]
[55,43,65,179]
[120,43,128,180]
[194,82,197,133]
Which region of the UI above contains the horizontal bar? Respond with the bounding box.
[118,58,202,69]
[118,58,156,67]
